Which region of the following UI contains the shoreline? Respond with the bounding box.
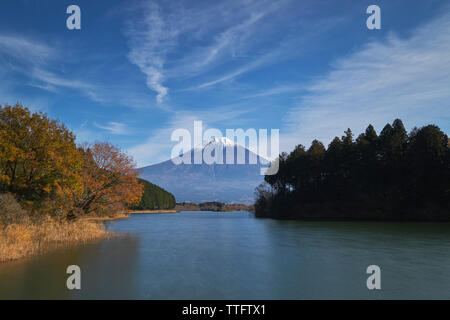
[128,209,178,214]
[175,203,254,212]
[81,213,132,221]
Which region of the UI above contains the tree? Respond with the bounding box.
[355,125,379,194]
[0,104,83,213]
[254,119,449,221]
[406,125,449,203]
[286,144,307,191]
[306,140,326,198]
[265,152,289,193]
[75,142,143,215]
[325,137,345,200]
[254,182,273,218]
[130,178,175,210]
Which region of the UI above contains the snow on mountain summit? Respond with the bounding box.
[204,137,236,147]
[192,137,236,150]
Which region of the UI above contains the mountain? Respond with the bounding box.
[138,137,270,204]
[130,178,176,210]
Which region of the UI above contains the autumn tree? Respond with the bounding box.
[0,104,83,213]
[75,142,143,216]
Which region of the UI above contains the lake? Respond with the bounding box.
[1,211,450,299]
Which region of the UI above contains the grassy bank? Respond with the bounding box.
[0,217,109,263]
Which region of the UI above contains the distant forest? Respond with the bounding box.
[255,119,449,221]
[130,178,176,210]
[175,201,253,212]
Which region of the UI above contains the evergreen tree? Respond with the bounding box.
[130,179,176,210]
[254,119,449,221]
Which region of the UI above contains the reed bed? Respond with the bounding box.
[0,217,108,262]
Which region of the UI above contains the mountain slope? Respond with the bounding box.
[138,138,269,204]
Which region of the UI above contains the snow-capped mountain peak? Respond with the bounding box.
[193,137,236,150]
[140,136,268,204]
[203,137,235,147]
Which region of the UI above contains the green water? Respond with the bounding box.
[1,211,450,299]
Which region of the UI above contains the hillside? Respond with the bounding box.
[130,178,176,210]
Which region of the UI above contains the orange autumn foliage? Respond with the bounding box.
[0,104,143,218]
[0,104,83,212]
[75,142,143,215]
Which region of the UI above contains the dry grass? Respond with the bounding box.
[0,217,108,262]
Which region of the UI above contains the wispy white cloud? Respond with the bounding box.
[0,31,175,117]
[190,53,272,89]
[282,10,450,152]
[240,84,304,99]
[171,9,269,77]
[124,1,174,104]
[93,121,129,135]
[0,34,101,100]
[0,35,55,65]
[123,0,294,102]
[31,68,93,92]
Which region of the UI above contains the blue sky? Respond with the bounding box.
[0,0,449,166]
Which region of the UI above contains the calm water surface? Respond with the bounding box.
[1,211,450,299]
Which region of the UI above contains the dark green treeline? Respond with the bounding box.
[255,119,449,221]
[130,178,176,210]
